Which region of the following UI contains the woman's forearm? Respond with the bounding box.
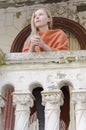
[29,44,35,52]
[41,44,52,51]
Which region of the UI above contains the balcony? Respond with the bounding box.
[0,50,86,89]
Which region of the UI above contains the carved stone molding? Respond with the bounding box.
[5,51,86,64]
[46,73,66,90]
[46,71,85,90]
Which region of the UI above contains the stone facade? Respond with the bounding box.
[0,0,86,130]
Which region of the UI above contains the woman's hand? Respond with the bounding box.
[30,35,52,51]
[30,35,44,47]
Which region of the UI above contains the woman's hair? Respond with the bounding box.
[30,8,53,35]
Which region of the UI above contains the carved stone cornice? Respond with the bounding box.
[41,90,64,107]
[5,51,86,65]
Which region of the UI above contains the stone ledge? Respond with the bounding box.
[5,50,86,64]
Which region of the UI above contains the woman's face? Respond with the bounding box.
[34,9,50,30]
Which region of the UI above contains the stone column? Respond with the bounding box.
[0,94,5,130]
[71,89,86,130]
[41,89,64,130]
[13,91,34,130]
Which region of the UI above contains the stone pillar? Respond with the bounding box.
[71,90,86,130]
[41,89,64,130]
[0,94,5,130]
[13,91,34,130]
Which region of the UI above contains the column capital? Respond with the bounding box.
[71,89,86,102]
[41,89,64,107]
[71,90,86,130]
[13,91,34,107]
[71,89,86,110]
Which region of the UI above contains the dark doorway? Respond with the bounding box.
[32,87,45,130]
[60,86,70,130]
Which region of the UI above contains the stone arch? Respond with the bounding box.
[10,17,86,52]
[29,82,44,93]
[1,84,14,96]
[58,80,73,90]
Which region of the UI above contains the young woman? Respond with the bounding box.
[22,8,69,52]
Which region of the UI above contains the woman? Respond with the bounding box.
[22,8,69,52]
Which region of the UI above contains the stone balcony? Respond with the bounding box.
[0,50,86,91]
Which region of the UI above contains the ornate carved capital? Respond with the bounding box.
[41,90,64,108]
[71,89,86,111]
[13,91,34,108]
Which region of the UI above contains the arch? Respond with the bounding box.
[1,84,14,97]
[29,82,44,93]
[10,17,86,52]
[58,80,73,89]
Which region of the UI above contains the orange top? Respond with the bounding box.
[22,29,69,52]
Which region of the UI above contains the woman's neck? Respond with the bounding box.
[38,25,49,31]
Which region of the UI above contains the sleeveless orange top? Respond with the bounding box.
[22,29,69,52]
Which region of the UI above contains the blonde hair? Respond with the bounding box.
[30,8,53,35]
